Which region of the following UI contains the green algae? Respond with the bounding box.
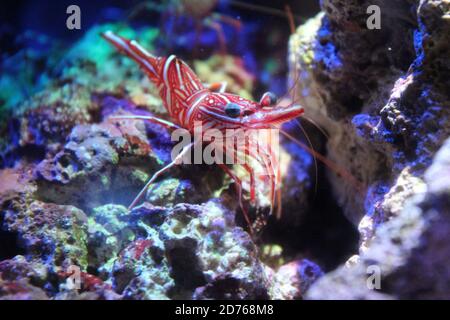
[289,13,324,68]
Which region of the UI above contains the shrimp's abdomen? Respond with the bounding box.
[102,31,205,123]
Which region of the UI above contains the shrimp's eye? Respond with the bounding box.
[259,92,278,107]
[224,103,241,118]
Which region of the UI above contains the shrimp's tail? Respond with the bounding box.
[101,30,160,81]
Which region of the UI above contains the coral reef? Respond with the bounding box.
[0,22,318,299]
[1,0,447,300]
[115,201,269,299]
[289,0,450,298]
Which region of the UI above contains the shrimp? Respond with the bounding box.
[101,31,304,235]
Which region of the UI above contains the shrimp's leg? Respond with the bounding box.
[248,143,277,216]
[218,163,254,237]
[234,135,275,212]
[242,163,256,204]
[263,143,282,218]
[109,115,181,131]
[128,142,194,210]
[233,146,256,204]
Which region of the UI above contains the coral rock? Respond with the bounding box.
[307,138,450,299]
[113,201,270,299]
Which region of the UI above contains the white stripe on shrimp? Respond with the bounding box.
[186,92,208,126]
[185,67,200,90]
[175,60,185,91]
[130,40,156,59]
[103,31,157,76]
[163,55,176,113]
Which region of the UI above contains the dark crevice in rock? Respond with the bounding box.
[262,162,359,271]
[0,230,25,260]
[166,240,206,293]
[0,213,26,260]
[0,144,47,169]
[87,99,103,124]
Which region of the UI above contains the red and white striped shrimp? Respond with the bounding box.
[102,31,304,235]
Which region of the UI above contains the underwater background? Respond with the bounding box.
[0,0,449,300]
[0,0,320,106]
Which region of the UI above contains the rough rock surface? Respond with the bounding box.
[307,138,450,299]
[289,0,450,298]
[113,201,268,300]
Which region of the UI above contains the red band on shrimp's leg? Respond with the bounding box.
[253,143,277,216]
[218,163,254,238]
[242,163,256,204]
[262,142,282,218]
[232,147,256,204]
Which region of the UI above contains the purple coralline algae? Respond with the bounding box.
[289,0,450,299]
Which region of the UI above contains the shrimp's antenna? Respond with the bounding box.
[294,119,319,197]
[229,1,306,23]
[284,4,320,198]
[285,4,296,34]
[273,4,302,105]
[301,115,330,140]
[284,99,331,140]
[276,126,365,195]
